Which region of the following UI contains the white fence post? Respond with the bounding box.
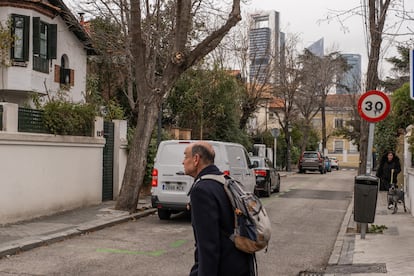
[112,119,128,199]
[0,103,18,132]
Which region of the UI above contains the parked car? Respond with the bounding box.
[324,156,332,172]
[329,156,339,170]
[151,140,256,220]
[298,151,326,174]
[250,156,280,197]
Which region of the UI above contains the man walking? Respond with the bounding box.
[183,141,255,276]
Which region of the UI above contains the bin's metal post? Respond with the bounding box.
[361,223,367,239]
[359,123,375,240]
[274,137,277,169]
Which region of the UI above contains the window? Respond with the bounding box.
[11,14,30,62]
[349,141,358,153]
[54,55,74,87]
[253,17,269,29]
[227,146,246,169]
[334,140,344,153]
[312,118,322,128]
[33,17,57,73]
[334,118,344,129]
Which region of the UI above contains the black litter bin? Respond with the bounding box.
[354,175,379,223]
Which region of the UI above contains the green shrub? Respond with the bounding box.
[43,101,96,136]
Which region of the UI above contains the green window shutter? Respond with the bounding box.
[23,15,30,61]
[32,17,40,55]
[48,24,57,59]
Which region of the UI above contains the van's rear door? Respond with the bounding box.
[153,142,193,204]
[225,145,255,192]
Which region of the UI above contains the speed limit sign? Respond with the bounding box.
[357,90,391,123]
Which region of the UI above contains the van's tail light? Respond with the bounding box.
[223,170,230,176]
[255,170,267,177]
[151,169,158,187]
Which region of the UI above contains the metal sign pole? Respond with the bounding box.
[410,49,414,100]
[366,123,375,175]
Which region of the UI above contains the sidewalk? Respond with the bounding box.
[327,191,414,275]
[0,197,156,259]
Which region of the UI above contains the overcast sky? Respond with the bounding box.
[64,0,413,77]
[244,0,414,76]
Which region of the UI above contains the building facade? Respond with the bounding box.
[306,38,324,57]
[248,10,280,84]
[312,94,360,168]
[336,53,362,94]
[0,0,94,105]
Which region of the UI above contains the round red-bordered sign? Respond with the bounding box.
[357,90,391,123]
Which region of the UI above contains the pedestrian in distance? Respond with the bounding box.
[183,141,255,276]
[376,150,401,208]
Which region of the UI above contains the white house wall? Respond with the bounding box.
[0,7,87,103]
[0,133,105,225]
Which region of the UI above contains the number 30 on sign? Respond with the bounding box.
[357,90,391,123]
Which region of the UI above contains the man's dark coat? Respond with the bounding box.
[189,164,253,276]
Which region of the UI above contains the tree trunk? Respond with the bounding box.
[321,98,327,151]
[359,0,390,175]
[115,98,160,213]
[300,121,310,153]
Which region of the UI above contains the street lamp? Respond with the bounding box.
[287,124,293,172]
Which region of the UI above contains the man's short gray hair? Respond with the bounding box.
[192,143,215,163]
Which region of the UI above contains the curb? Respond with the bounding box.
[0,208,157,259]
[328,196,354,265]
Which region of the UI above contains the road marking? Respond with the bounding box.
[97,239,189,256]
[170,239,187,248]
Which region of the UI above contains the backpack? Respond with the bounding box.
[200,174,272,254]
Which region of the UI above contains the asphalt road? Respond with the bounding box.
[0,170,355,276]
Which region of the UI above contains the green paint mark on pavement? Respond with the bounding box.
[169,239,187,248]
[97,239,188,256]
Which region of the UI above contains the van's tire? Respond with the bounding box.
[157,209,171,220]
[265,182,271,197]
[274,177,280,193]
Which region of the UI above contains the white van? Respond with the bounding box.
[151,140,256,220]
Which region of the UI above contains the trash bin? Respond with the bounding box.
[354,175,379,223]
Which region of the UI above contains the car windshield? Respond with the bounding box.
[303,153,318,158]
[250,158,264,167]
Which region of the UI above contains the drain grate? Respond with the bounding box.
[325,263,387,274]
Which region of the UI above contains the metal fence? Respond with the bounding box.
[18,107,49,134]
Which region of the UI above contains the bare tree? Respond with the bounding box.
[296,50,323,153]
[324,0,414,174]
[272,34,301,171]
[77,0,242,212]
[210,12,278,131]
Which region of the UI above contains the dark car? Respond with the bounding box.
[298,151,326,174]
[250,156,280,197]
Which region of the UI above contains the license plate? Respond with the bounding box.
[163,182,185,191]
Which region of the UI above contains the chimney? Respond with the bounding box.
[78,12,85,26]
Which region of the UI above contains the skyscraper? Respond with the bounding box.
[336,54,362,94]
[248,10,280,84]
[306,38,324,57]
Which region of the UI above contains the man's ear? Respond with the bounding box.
[193,153,201,166]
